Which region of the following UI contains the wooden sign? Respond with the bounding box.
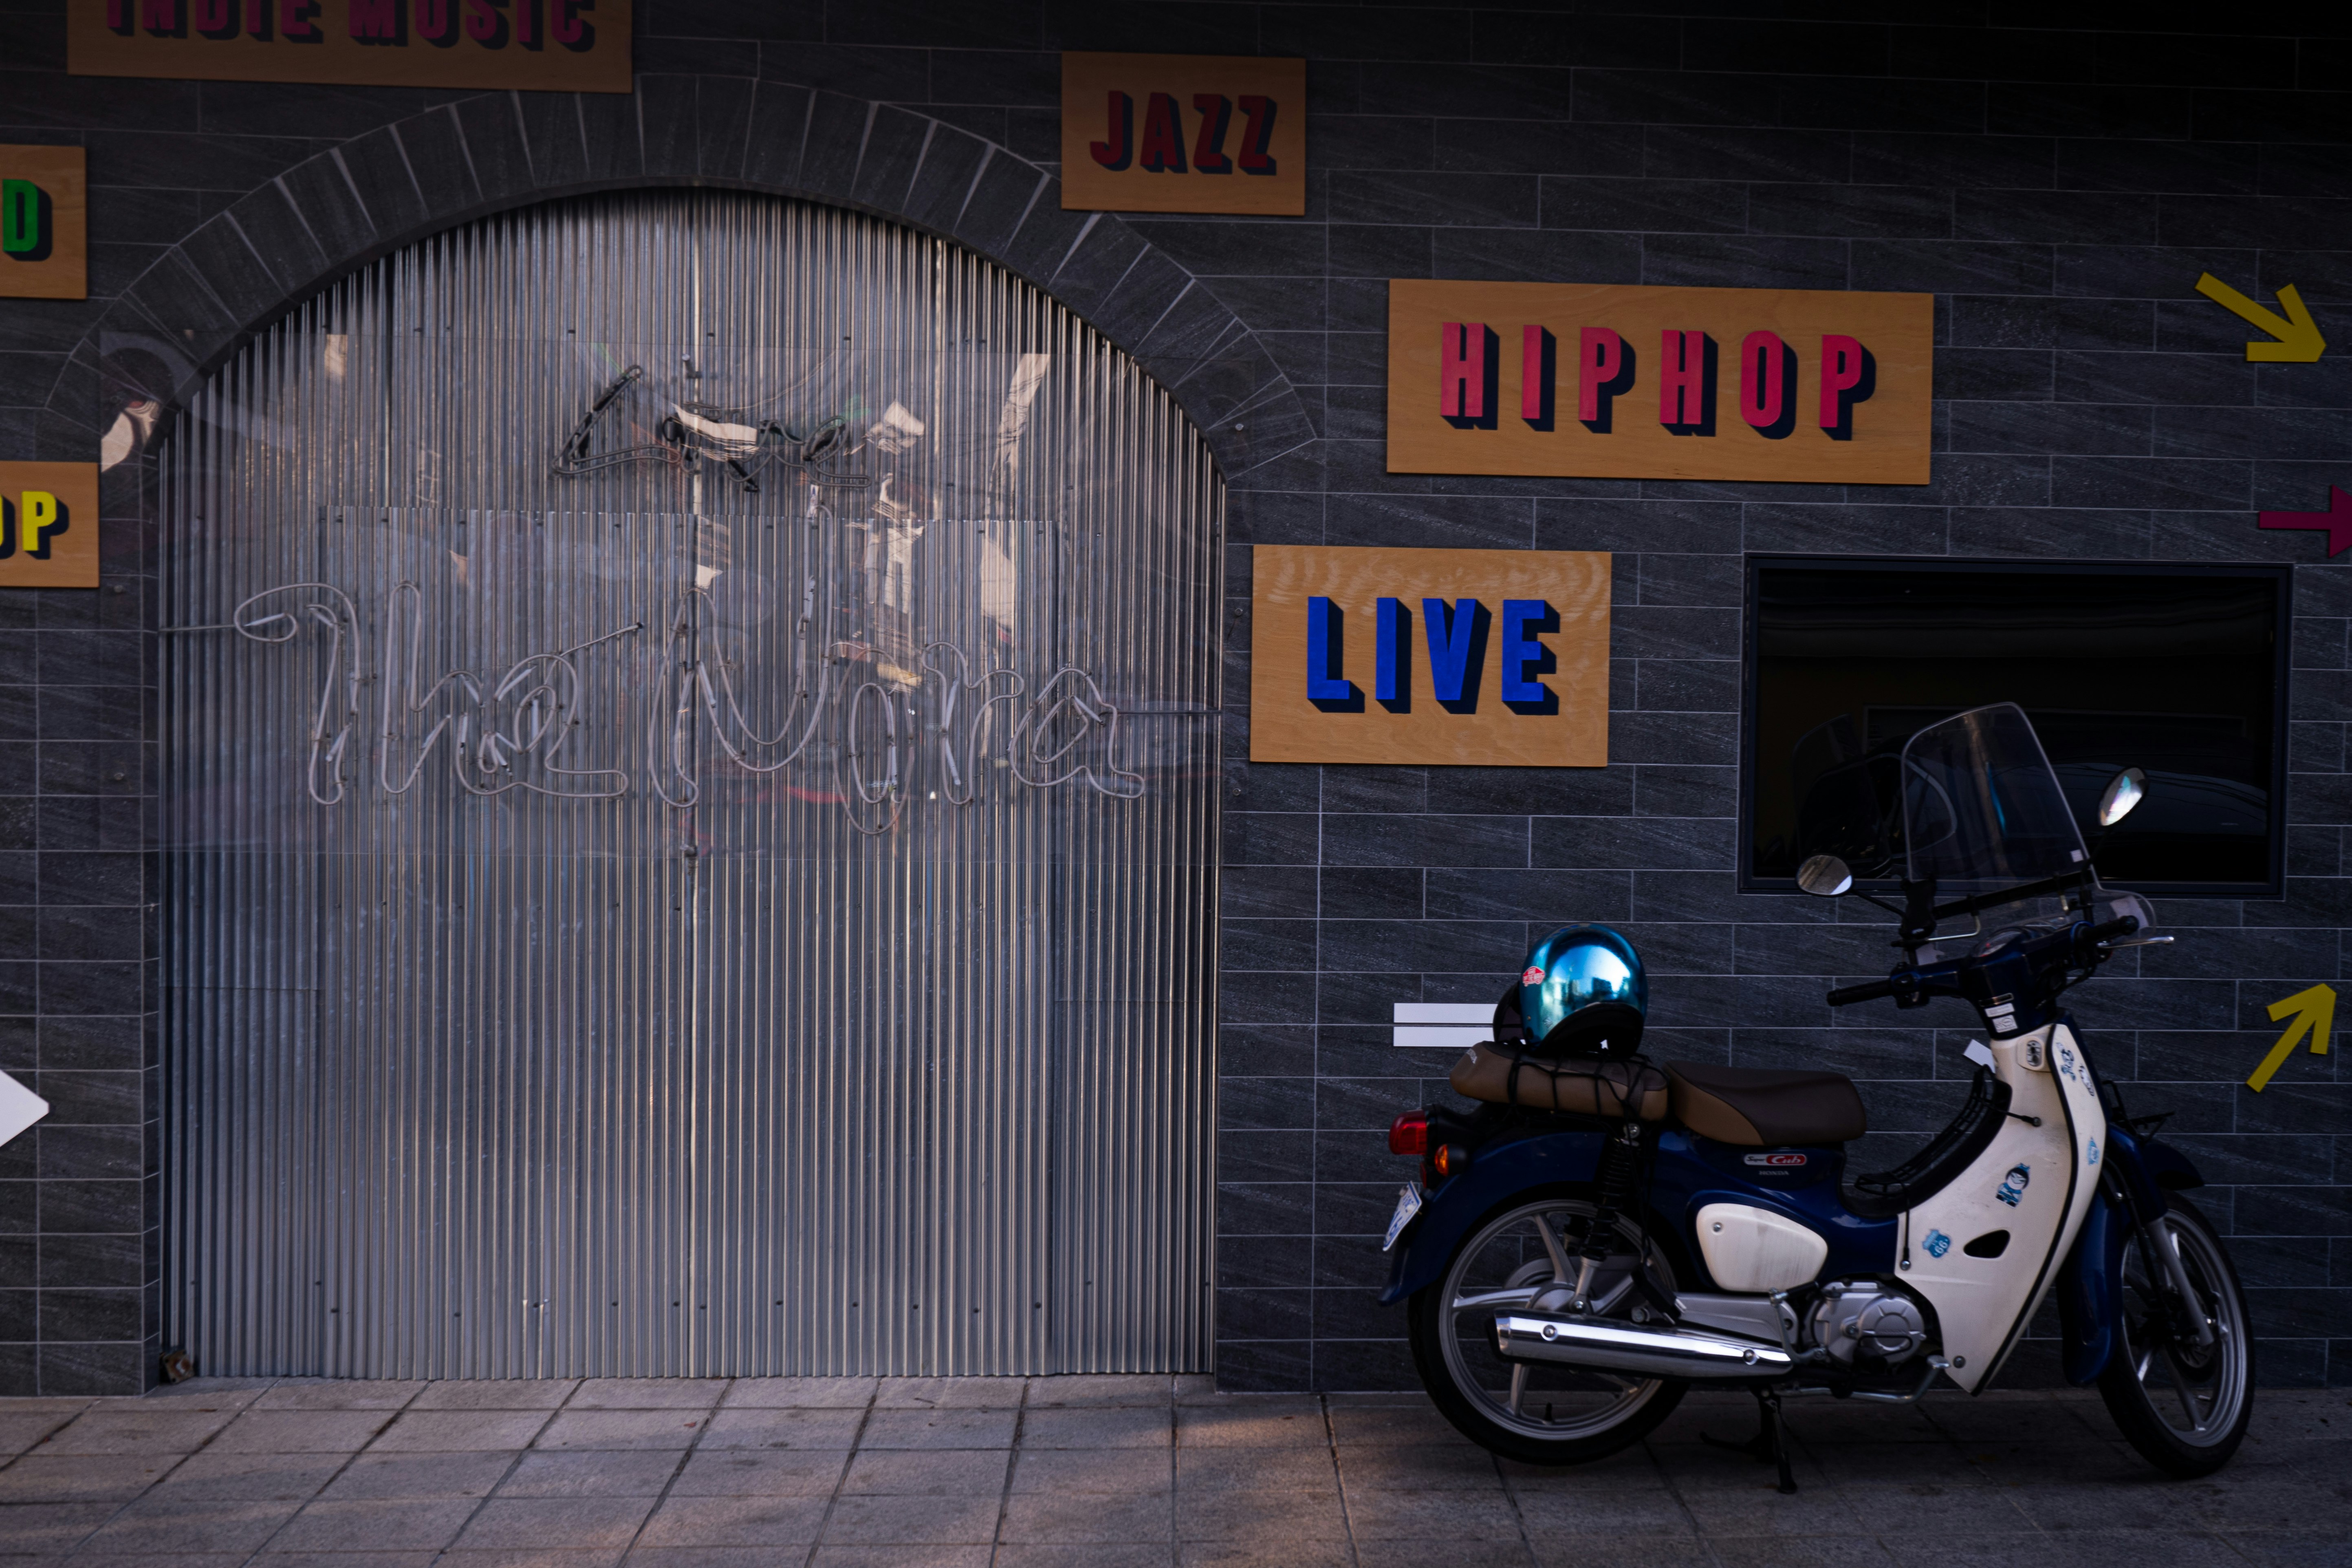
[0,146,87,301]
[1061,52,1305,216]
[1387,280,1934,485]
[1249,546,1608,768]
[68,0,632,93]
[0,464,101,589]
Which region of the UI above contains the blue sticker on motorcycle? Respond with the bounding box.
[2087,1138,2099,1166]
[1996,1163,2030,1207]
[1923,1229,1952,1258]
[2057,1046,2079,1082]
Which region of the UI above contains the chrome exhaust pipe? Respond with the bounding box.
[1495,1311,1795,1381]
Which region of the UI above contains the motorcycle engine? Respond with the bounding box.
[1807,1280,1929,1368]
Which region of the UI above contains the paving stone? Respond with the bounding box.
[870,1379,1027,1409]
[319,1449,516,1499]
[532,1409,711,1450]
[409,1381,580,1412]
[452,1495,655,1550]
[721,1379,876,1409]
[634,1493,830,1548]
[1341,1486,1528,1541]
[0,1451,183,1501]
[564,1379,729,1410]
[995,1489,1175,1544]
[854,1409,1018,1451]
[1175,1401,1329,1447]
[495,1448,683,1497]
[1022,1375,1173,1407]
[821,1492,1006,1545]
[0,1499,121,1552]
[810,1548,995,1568]
[669,1448,849,1497]
[208,1408,397,1453]
[840,1447,1010,1494]
[30,1407,239,1454]
[1176,1487,1351,1542]
[1014,1446,1174,1494]
[1017,1405,1172,1450]
[368,1410,551,1451]
[253,1381,428,1411]
[77,1495,304,1554]
[698,1406,867,1450]
[152,1448,346,1502]
[266,1495,483,1553]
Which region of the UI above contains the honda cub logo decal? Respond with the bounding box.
[1744,1152,1808,1167]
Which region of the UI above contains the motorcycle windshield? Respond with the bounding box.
[1901,703,2089,889]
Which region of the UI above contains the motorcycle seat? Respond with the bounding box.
[1449,1043,1670,1119]
[1665,1062,1869,1147]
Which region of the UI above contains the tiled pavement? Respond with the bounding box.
[0,1377,2343,1568]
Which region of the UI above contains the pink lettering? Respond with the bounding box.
[1440,322,1486,421]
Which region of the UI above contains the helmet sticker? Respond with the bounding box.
[1522,966,1546,986]
[1995,1164,2030,1207]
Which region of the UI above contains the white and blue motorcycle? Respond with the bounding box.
[1383,703,2252,1484]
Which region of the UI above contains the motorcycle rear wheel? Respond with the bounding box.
[2096,1196,2254,1478]
[1408,1194,1687,1466]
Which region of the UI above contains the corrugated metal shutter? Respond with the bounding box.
[161,190,1220,1378]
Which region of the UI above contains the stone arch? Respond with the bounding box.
[69,80,1312,488]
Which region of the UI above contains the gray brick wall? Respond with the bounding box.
[0,2,2345,1394]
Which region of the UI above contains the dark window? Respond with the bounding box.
[1742,559,2289,896]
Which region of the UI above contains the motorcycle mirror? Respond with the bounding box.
[1796,854,1854,897]
[2097,766,2147,828]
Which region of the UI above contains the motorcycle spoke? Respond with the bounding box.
[2154,1342,2205,1432]
[1449,1286,1541,1317]
[1506,1362,1528,1416]
[1534,1213,1572,1283]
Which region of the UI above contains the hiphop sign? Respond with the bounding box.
[1061,52,1306,216]
[1387,280,1934,485]
[0,145,86,300]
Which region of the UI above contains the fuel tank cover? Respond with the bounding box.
[1695,1202,1829,1293]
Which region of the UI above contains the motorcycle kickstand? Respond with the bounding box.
[1700,1389,1797,1495]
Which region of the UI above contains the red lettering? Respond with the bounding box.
[1089,91,1132,171]
[192,0,233,34]
[1659,329,1705,429]
[1236,95,1278,174]
[1820,334,1865,433]
[142,0,179,33]
[465,0,502,44]
[1740,330,1788,431]
[349,0,399,39]
[280,0,319,39]
[1440,322,1486,420]
[1578,328,1623,425]
[246,0,269,37]
[1521,326,1548,424]
[1191,94,1233,174]
[416,0,454,42]
[516,0,536,47]
[106,0,134,33]
[550,0,591,48]
[1138,92,1186,172]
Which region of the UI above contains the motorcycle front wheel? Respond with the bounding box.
[2096,1196,2255,1477]
[1407,1194,1686,1465]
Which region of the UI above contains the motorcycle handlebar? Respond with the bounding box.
[1826,914,2146,1007]
[2081,914,2142,948]
[1828,974,1916,1007]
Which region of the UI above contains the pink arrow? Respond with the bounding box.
[2259,486,2352,557]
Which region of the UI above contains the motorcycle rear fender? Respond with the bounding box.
[1378,1128,1605,1306]
[2055,1123,2207,1386]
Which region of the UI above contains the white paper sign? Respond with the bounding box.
[0,1068,48,1150]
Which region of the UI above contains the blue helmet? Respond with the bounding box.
[1515,925,1647,1057]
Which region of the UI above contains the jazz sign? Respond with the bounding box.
[1061,52,1305,216]
[1249,547,1608,768]
[68,0,631,92]
[1387,281,1934,485]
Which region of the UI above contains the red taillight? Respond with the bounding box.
[1389,1112,1429,1157]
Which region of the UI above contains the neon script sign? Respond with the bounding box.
[1388,281,1934,485]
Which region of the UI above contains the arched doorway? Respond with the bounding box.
[160,190,1221,1378]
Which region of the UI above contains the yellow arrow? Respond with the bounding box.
[2247,982,2334,1092]
[2196,273,2328,362]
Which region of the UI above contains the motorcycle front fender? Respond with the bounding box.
[1377,1128,1606,1306]
[2056,1124,2209,1385]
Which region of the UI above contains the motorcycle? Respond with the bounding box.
[1381,703,2253,1484]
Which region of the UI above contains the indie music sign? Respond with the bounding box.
[68,0,632,93]
[1060,52,1305,217]
[1387,280,1934,485]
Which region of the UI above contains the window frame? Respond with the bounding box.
[1738,554,2293,899]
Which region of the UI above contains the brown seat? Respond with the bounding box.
[1665,1062,1868,1147]
[1449,1044,1670,1120]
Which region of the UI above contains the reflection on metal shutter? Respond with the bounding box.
[161,191,1220,1377]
